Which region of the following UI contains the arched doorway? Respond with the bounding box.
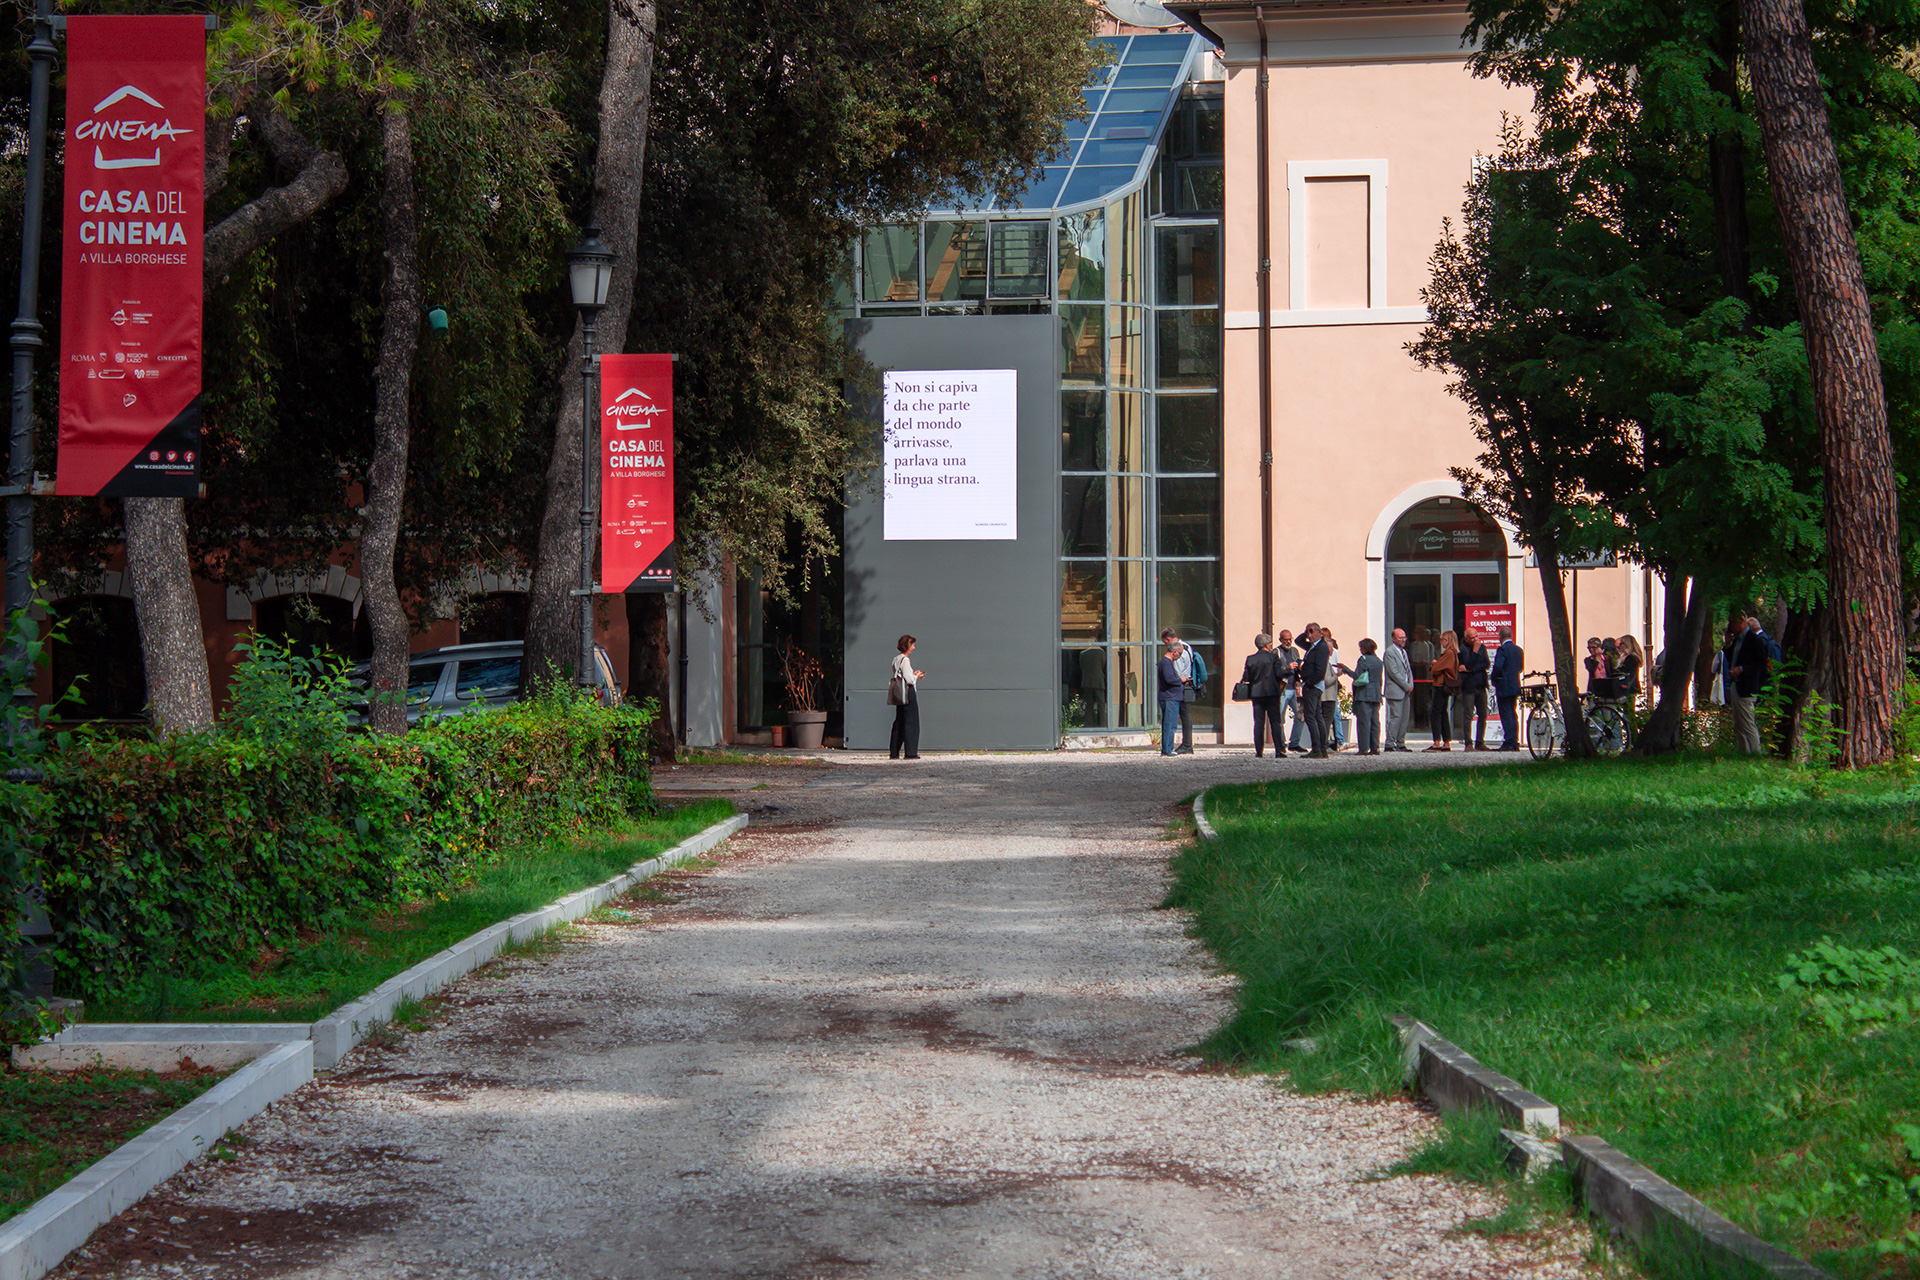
[1384,497,1507,729]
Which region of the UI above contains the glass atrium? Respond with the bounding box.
[840,33,1224,736]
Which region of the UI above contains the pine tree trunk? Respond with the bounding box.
[1636,575,1711,754]
[1741,0,1903,767]
[524,0,658,692]
[363,105,422,736]
[625,591,677,760]
[1533,537,1594,758]
[122,497,212,730]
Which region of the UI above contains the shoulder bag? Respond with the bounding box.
[887,674,907,706]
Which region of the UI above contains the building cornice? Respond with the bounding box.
[1165,0,1476,66]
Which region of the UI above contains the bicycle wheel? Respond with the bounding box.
[1588,703,1629,756]
[1526,704,1561,759]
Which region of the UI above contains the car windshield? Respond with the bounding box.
[407,663,446,704]
[454,656,521,699]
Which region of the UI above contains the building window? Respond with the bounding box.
[256,593,368,662]
[460,592,527,643]
[50,595,146,720]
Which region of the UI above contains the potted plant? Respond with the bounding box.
[778,638,829,749]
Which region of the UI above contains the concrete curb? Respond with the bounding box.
[1385,1018,1831,1278]
[1191,790,1218,841]
[12,1024,311,1072]
[1389,1015,1559,1133]
[0,1039,312,1280]
[1194,783,1828,1277]
[1562,1136,1831,1280]
[310,811,747,1068]
[1,810,747,1280]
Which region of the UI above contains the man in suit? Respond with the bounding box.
[1271,628,1302,755]
[1384,628,1415,751]
[1240,634,1284,757]
[1490,625,1524,751]
[1729,615,1770,754]
[1294,623,1331,758]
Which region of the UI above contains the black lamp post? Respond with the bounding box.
[5,0,57,707]
[565,226,615,692]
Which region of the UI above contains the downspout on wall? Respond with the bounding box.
[1254,5,1274,634]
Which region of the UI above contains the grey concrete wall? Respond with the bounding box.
[843,315,1061,751]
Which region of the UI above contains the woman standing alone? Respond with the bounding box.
[889,635,925,760]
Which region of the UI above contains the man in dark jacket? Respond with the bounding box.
[1294,623,1331,758]
[1240,634,1284,758]
[1490,627,1524,751]
[1730,615,1770,754]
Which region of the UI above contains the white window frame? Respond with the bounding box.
[1287,158,1392,318]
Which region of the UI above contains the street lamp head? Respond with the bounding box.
[566,225,616,313]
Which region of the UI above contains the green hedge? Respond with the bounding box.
[35,689,657,1001]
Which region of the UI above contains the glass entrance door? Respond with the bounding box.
[1387,563,1506,734]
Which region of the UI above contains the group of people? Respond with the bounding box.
[1198,621,1528,756]
[1159,624,1528,758]
[1582,634,1646,703]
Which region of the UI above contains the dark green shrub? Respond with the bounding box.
[34,657,658,1001]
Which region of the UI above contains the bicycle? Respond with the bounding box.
[1519,671,1633,758]
[1520,670,1563,759]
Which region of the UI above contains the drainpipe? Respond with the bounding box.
[1254,5,1274,634]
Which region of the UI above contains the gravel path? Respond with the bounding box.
[56,747,1598,1279]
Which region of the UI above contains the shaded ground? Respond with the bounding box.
[1,1065,227,1220]
[54,748,1599,1279]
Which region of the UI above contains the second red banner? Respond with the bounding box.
[600,353,675,593]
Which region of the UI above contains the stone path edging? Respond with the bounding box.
[1190,786,1832,1280]
[2,810,747,1280]
[1190,790,1218,840]
[310,811,747,1068]
[0,1040,313,1280]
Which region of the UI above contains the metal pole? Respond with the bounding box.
[577,315,599,690]
[6,0,57,698]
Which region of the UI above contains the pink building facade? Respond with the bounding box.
[1171,0,1660,743]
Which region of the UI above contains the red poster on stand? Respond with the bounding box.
[1464,603,1517,647]
[56,16,206,497]
[600,353,675,592]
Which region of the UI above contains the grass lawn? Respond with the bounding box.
[1,1065,230,1221]
[85,798,737,1025]
[1169,756,1920,1277]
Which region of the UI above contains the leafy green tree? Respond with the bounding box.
[520,0,1103,714]
[1454,0,1920,760]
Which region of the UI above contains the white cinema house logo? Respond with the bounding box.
[604,387,667,431]
[79,85,190,170]
[74,84,193,247]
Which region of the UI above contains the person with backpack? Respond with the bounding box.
[1160,627,1206,755]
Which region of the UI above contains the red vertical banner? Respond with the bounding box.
[600,353,675,592]
[56,15,206,497]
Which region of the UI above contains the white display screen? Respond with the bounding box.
[882,368,1018,541]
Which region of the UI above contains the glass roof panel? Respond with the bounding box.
[1100,87,1179,112]
[1112,62,1183,88]
[1122,36,1191,63]
[1058,165,1137,205]
[1076,138,1153,167]
[925,32,1199,215]
[1009,167,1070,209]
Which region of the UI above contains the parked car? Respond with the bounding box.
[349,640,621,726]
